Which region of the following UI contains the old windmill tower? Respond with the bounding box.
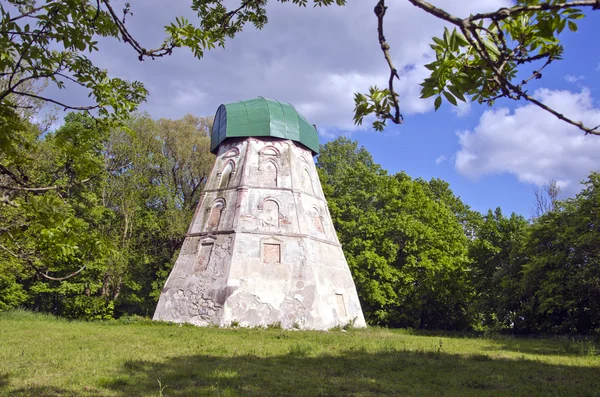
[153,97,366,330]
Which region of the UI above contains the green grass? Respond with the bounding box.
[1,310,599,396]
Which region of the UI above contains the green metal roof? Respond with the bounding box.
[210,97,319,155]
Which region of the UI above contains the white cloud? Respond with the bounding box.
[435,155,447,165]
[171,85,208,108]
[455,88,600,195]
[451,101,472,118]
[302,71,382,131]
[565,74,585,83]
[40,0,511,129]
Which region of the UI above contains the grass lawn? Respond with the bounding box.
[1,310,599,396]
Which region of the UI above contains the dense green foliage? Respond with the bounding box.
[517,175,600,334]
[1,114,600,335]
[318,137,600,335]
[468,208,529,331]
[317,138,473,330]
[0,112,213,318]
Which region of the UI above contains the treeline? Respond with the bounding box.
[1,112,213,318]
[1,113,599,335]
[317,138,600,335]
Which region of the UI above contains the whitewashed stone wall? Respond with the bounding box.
[153,137,367,330]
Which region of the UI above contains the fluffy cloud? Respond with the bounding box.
[451,101,472,118]
[43,0,510,128]
[565,74,585,83]
[435,155,447,165]
[455,88,600,194]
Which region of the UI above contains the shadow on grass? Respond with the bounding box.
[407,329,600,358]
[2,347,599,396]
[481,338,600,357]
[98,348,598,397]
[2,386,75,397]
[0,374,9,389]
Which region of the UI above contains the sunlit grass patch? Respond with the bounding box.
[1,310,599,396]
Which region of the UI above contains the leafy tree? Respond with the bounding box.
[518,173,600,334]
[316,139,600,334]
[468,208,529,330]
[0,110,214,318]
[318,137,473,329]
[102,113,213,315]
[416,177,481,240]
[0,112,119,318]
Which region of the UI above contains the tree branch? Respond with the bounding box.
[0,164,26,186]
[374,0,402,124]
[8,5,46,22]
[102,0,176,60]
[406,0,462,26]
[520,92,600,136]
[0,177,93,193]
[461,24,600,136]
[401,0,600,136]
[469,0,600,21]
[0,243,86,281]
[10,91,99,112]
[220,0,258,30]
[41,266,86,281]
[0,195,19,207]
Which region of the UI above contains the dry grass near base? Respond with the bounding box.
[1,310,599,396]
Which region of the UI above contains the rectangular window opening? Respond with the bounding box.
[263,243,281,264]
[336,293,347,318]
[194,243,214,273]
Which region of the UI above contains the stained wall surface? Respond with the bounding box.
[153,137,366,330]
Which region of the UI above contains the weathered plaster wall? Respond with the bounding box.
[153,137,366,330]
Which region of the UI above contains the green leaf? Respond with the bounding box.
[447,85,466,102]
[434,96,442,111]
[432,37,446,48]
[557,18,566,34]
[482,40,500,59]
[420,88,437,99]
[443,91,458,106]
[568,21,578,32]
[424,62,437,71]
[454,31,469,47]
[443,27,450,45]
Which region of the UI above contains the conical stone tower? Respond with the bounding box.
[153,97,366,330]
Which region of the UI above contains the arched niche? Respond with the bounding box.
[206,199,225,230]
[301,168,314,194]
[219,161,235,189]
[259,145,280,157]
[223,147,240,158]
[311,206,324,233]
[258,158,278,187]
[259,198,280,229]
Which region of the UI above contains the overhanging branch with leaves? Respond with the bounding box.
[354,0,600,136]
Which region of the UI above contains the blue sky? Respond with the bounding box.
[319,10,600,218]
[343,11,600,217]
[43,1,600,218]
